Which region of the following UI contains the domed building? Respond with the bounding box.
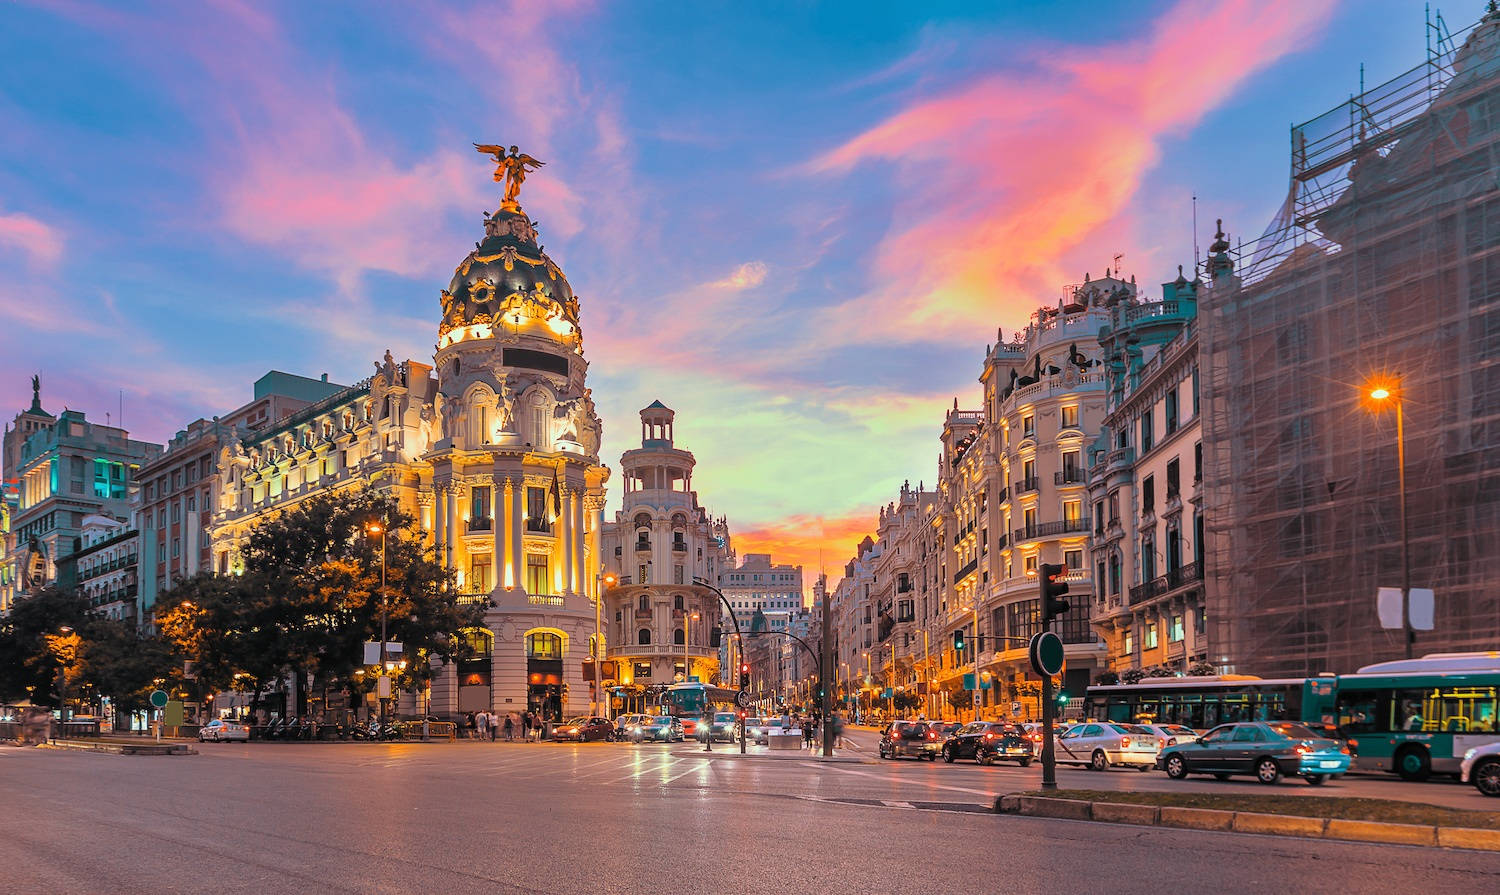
[211,155,610,724]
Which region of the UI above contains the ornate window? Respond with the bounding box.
[526,631,562,658]
[637,628,652,645]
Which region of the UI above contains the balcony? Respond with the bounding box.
[1106,447,1136,473]
[996,486,1009,504]
[525,518,553,535]
[671,540,687,553]
[1126,561,1203,606]
[456,592,493,607]
[467,517,493,533]
[952,557,979,584]
[1011,519,1089,543]
[633,540,651,552]
[1054,469,1085,486]
[1016,476,1040,495]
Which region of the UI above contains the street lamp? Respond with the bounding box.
[366,521,390,724]
[1364,377,1414,658]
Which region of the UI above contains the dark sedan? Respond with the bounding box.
[552,716,615,742]
[1158,721,1352,785]
[942,721,1033,766]
[878,721,941,760]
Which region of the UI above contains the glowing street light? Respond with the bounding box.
[1363,376,1413,658]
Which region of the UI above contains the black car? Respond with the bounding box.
[878,720,941,760]
[942,721,1033,766]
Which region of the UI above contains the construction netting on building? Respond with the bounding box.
[1200,9,1500,677]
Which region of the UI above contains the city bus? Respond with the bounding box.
[660,682,738,721]
[1084,676,1308,730]
[1310,653,1500,781]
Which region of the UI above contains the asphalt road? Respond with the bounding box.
[2,739,1498,895]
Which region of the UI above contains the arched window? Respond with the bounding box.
[462,629,493,657]
[673,595,684,611]
[638,628,652,645]
[525,632,562,659]
[673,628,685,645]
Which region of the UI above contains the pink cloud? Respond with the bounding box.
[808,0,1338,342]
[731,510,878,596]
[0,211,62,268]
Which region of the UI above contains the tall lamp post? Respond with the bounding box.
[366,521,390,724]
[1366,379,1414,658]
[693,576,748,753]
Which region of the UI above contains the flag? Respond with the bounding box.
[548,465,561,523]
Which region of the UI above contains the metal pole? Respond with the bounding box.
[923,629,930,720]
[820,581,832,756]
[380,529,388,727]
[1039,575,1057,791]
[1397,399,1414,659]
[972,603,980,722]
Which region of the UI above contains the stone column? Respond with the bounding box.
[499,478,514,589]
[433,484,446,568]
[572,490,586,596]
[491,481,504,592]
[561,487,575,595]
[445,488,458,569]
[510,477,524,592]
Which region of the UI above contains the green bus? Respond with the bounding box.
[1309,653,1500,781]
[1084,676,1309,730]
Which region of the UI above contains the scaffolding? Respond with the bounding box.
[1200,7,1500,677]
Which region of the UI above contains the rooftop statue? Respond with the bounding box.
[474,144,545,210]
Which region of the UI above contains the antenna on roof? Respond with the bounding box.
[1192,193,1200,274]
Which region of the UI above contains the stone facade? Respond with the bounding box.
[209,197,610,724]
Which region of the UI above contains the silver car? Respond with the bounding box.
[199,719,250,742]
[1138,723,1200,751]
[1054,722,1158,770]
[1461,742,1500,797]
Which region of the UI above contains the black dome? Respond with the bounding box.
[439,208,578,335]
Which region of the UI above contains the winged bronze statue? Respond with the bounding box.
[475,144,545,208]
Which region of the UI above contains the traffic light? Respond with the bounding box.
[739,663,750,689]
[1040,562,1071,625]
[953,629,966,653]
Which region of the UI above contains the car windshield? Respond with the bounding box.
[1269,722,1322,740]
[1165,725,1195,735]
[654,717,671,724]
[715,713,735,723]
[567,718,587,725]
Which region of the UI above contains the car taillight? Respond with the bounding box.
[1348,738,1358,750]
[1295,744,1311,754]
[1120,736,1130,748]
[984,733,994,739]
[928,731,937,739]
[1340,745,1350,755]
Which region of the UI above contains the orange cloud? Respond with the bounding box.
[808,0,1338,344]
[731,510,879,601]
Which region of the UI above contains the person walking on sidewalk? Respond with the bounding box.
[476,710,490,741]
[503,713,515,742]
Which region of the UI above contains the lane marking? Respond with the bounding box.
[661,760,712,784]
[817,762,999,798]
[881,800,916,809]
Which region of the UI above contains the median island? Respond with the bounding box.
[1013,789,1500,830]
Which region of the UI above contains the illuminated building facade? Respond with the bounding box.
[210,174,610,722]
[600,402,733,692]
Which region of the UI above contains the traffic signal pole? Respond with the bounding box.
[1036,563,1070,791]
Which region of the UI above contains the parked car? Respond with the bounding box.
[635,716,684,742]
[1054,722,1159,771]
[553,716,615,742]
[942,721,1033,766]
[746,718,771,745]
[199,719,250,742]
[1461,742,1500,797]
[1137,723,1201,751]
[878,720,941,761]
[1157,721,1352,785]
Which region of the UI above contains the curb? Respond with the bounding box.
[994,794,1500,852]
[41,740,196,756]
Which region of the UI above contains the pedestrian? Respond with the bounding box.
[833,712,849,749]
[488,710,498,742]
[503,713,515,742]
[476,710,490,741]
[465,711,476,740]
[804,716,816,749]
[522,710,533,742]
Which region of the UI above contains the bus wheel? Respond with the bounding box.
[1395,746,1431,782]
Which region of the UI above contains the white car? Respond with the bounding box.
[199,719,250,742]
[1461,742,1500,797]
[1137,723,1200,751]
[1054,722,1159,771]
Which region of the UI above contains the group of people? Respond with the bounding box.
[463,709,550,742]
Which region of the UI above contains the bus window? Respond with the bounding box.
[1433,687,1497,733]
[1335,692,1382,735]
[1394,690,1427,731]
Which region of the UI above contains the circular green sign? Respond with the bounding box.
[1029,632,1064,677]
[149,689,169,708]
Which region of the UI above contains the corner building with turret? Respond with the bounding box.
[210,176,609,723]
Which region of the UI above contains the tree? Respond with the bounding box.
[1095,670,1120,686]
[1120,668,1146,685]
[78,618,177,727]
[158,490,484,719]
[947,689,974,711]
[892,690,921,713]
[1187,661,1218,677]
[0,587,92,704]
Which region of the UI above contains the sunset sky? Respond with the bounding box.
[0,1,1469,594]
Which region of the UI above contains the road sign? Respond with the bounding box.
[1028,632,1064,677]
[735,690,752,708]
[149,689,168,709]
